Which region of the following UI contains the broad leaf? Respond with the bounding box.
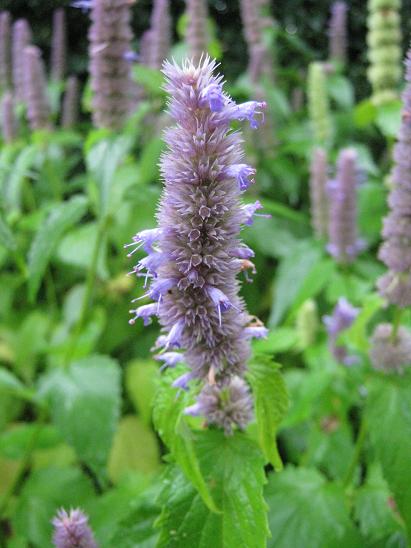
[27,195,88,301]
[248,358,289,470]
[365,372,411,539]
[265,467,362,547]
[156,430,269,548]
[126,359,158,425]
[39,355,121,477]
[3,145,37,211]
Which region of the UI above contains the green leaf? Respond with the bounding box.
[354,463,406,544]
[345,293,383,352]
[253,327,298,354]
[27,195,88,301]
[12,466,95,547]
[376,100,402,138]
[156,430,269,548]
[0,424,61,460]
[265,467,362,548]
[365,372,411,539]
[3,145,37,211]
[136,137,164,186]
[126,359,158,425]
[131,65,165,96]
[0,367,35,402]
[108,416,160,483]
[248,358,289,470]
[39,355,121,478]
[327,75,354,109]
[354,99,377,128]
[153,370,217,512]
[269,241,322,327]
[0,213,16,250]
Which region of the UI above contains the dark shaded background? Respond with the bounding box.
[2,1,411,95]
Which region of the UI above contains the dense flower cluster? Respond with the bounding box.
[366,0,401,105]
[88,0,134,129]
[51,8,66,82]
[327,148,364,264]
[377,50,411,307]
[307,62,332,148]
[0,11,11,93]
[369,323,411,373]
[328,1,348,65]
[23,46,51,131]
[309,147,329,239]
[144,0,171,70]
[185,0,209,63]
[12,19,32,102]
[52,508,97,548]
[127,56,268,433]
[323,297,359,364]
[62,76,79,128]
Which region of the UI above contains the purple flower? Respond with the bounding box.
[127,56,267,432]
[155,351,184,370]
[129,303,158,326]
[123,50,139,63]
[12,19,32,102]
[185,376,253,435]
[52,508,97,548]
[125,228,162,256]
[326,148,364,264]
[50,9,66,82]
[242,200,270,225]
[88,0,134,129]
[369,323,411,374]
[377,50,411,307]
[243,325,269,339]
[226,100,267,129]
[23,46,51,131]
[172,371,194,390]
[328,1,348,65]
[223,164,256,192]
[323,297,359,364]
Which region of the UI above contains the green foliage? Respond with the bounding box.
[156,430,269,548]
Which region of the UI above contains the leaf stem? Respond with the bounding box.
[390,307,403,344]
[343,418,367,488]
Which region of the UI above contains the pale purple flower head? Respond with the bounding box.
[323,297,359,364]
[1,91,16,143]
[23,46,51,131]
[0,11,11,93]
[51,8,67,82]
[310,147,329,239]
[185,0,209,63]
[126,56,268,433]
[185,376,253,435]
[377,50,411,307]
[62,76,80,128]
[52,508,97,548]
[12,19,32,102]
[88,0,134,129]
[369,323,411,374]
[328,1,348,65]
[326,148,364,264]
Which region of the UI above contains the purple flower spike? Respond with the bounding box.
[377,50,411,307]
[23,46,51,131]
[50,9,66,82]
[52,508,97,548]
[223,164,256,192]
[328,1,348,65]
[12,19,32,103]
[126,56,267,434]
[323,297,359,364]
[370,323,411,374]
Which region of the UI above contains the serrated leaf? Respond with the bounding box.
[38,355,121,478]
[3,145,37,211]
[152,370,217,512]
[265,467,362,547]
[365,372,411,539]
[27,195,88,301]
[156,430,269,548]
[248,358,289,470]
[12,466,95,548]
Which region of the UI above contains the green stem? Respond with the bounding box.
[390,307,403,344]
[343,419,367,488]
[63,217,108,367]
[0,407,47,519]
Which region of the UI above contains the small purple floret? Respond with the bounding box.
[52,508,97,548]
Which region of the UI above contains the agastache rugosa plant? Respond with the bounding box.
[377,50,411,307]
[369,323,411,373]
[52,508,98,548]
[126,56,268,433]
[146,0,171,70]
[62,76,79,128]
[89,0,134,130]
[327,148,364,265]
[50,8,67,82]
[1,91,16,143]
[366,0,401,105]
[328,1,348,66]
[185,0,209,63]
[0,11,11,93]
[12,19,32,103]
[323,297,359,365]
[23,46,51,131]
[307,62,332,148]
[309,146,329,239]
